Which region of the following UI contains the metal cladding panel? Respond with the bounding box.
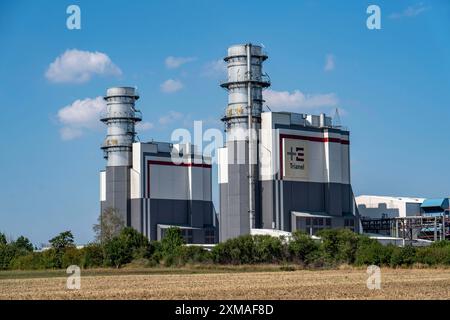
[341,144,350,184]
[150,164,189,200]
[260,180,354,232]
[219,163,252,241]
[105,166,130,225]
[130,198,143,233]
[189,166,212,201]
[260,180,276,229]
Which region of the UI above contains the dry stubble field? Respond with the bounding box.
[1,267,450,300]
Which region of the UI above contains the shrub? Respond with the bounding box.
[355,237,394,266]
[253,235,284,263]
[81,243,104,268]
[211,235,284,264]
[181,246,211,264]
[10,253,46,270]
[62,247,83,268]
[158,227,185,266]
[317,229,361,264]
[40,248,62,269]
[415,241,450,266]
[288,231,318,264]
[104,227,150,268]
[390,245,417,267]
[104,236,131,268]
[211,235,254,264]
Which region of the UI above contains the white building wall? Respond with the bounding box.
[218,147,228,184]
[356,195,425,219]
[100,171,106,201]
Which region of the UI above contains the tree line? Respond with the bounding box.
[1,209,450,270]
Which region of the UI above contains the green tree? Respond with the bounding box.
[103,227,150,268]
[158,227,185,266]
[160,227,185,256]
[49,231,75,250]
[0,244,16,270]
[104,237,131,268]
[0,232,6,245]
[12,236,34,252]
[93,208,125,243]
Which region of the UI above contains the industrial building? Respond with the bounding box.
[99,43,360,244]
[356,195,425,219]
[359,196,449,241]
[99,87,218,244]
[218,44,359,241]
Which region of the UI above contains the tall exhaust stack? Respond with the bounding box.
[100,87,141,224]
[219,43,270,240]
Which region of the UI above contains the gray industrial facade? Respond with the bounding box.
[218,44,359,241]
[100,44,359,244]
[100,87,218,244]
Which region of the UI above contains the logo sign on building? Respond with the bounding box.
[283,138,308,179]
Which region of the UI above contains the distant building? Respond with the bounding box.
[421,198,450,217]
[356,195,425,219]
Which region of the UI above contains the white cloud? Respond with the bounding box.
[165,56,196,69]
[389,3,430,19]
[264,89,338,112]
[46,49,122,83]
[57,96,106,140]
[136,121,154,131]
[159,111,183,125]
[324,54,335,72]
[160,79,184,93]
[202,59,227,77]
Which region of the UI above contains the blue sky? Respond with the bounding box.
[0,0,449,245]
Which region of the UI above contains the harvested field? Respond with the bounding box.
[1,268,449,300]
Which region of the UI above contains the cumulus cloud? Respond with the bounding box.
[263,89,338,112]
[160,79,183,93]
[57,96,106,140]
[202,59,227,77]
[46,49,122,83]
[324,54,335,72]
[165,56,196,69]
[159,111,183,125]
[389,3,430,19]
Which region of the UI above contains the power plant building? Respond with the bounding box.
[99,87,217,244]
[218,44,359,241]
[99,44,360,244]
